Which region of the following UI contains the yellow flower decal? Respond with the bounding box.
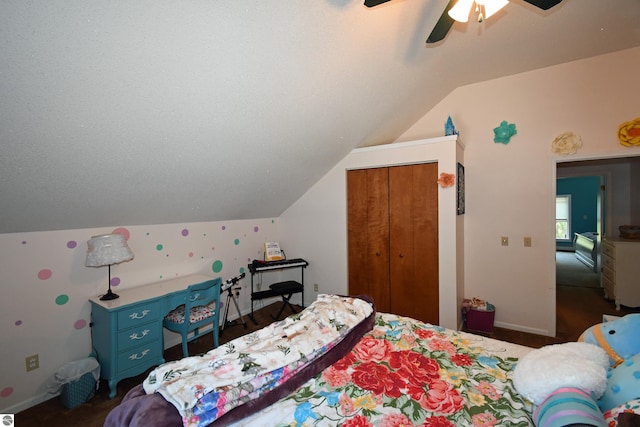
[618,117,640,147]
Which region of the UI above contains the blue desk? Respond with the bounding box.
[89,274,215,399]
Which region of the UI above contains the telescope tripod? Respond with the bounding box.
[221,273,247,334]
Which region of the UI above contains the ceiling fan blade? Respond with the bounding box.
[426,0,457,44]
[364,0,392,7]
[522,0,563,10]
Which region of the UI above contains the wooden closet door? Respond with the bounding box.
[347,168,391,312]
[389,163,439,324]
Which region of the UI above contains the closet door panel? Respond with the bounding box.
[347,168,390,311]
[389,163,439,324]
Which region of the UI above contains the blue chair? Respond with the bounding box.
[163,278,221,357]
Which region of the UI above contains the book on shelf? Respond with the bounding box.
[264,241,284,261]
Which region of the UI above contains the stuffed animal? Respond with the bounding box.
[579,313,640,368]
[578,314,640,413]
[513,341,610,427]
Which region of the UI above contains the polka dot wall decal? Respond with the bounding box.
[181,229,189,236]
[212,260,223,273]
[15,320,22,326]
[22,240,27,245]
[67,240,77,249]
[1,387,13,398]
[221,225,226,230]
[189,252,194,257]
[38,269,52,280]
[55,294,69,305]
[111,277,121,287]
[156,244,163,251]
[74,319,87,329]
[112,227,131,240]
[234,238,240,245]
[254,226,259,232]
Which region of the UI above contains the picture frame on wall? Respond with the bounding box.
[457,162,465,215]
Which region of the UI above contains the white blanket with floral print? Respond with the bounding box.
[143,294,373,426]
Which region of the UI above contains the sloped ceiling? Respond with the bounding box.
[1,0,639,233]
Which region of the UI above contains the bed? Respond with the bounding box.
[105,294,540,427]
[574,232,598,272]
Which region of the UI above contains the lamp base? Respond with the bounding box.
[100,290,119,301]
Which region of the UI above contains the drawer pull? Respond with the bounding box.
[129,329,150,340]
[129,309,151,320]
[129,349,150,361]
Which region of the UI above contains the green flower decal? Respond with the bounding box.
[493,121,517,144]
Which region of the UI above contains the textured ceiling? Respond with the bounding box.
[1,0,639,233]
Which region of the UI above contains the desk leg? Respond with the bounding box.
[108,379,117,399]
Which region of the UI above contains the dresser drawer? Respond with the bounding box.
[117,301,161,330]
[602,275,615,300]
[602,242,616,259]
[117,340,162,373]
[601,254,615,271]
[602,265,616,283]
[117,324,161,351]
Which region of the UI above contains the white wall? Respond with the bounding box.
[281,47,640,339]
[280,136,463,330]
[0,218,278,412]
[398,46,640,336]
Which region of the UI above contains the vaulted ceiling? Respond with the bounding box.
[1,0,639,233]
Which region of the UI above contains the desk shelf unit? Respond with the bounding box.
[247,258,308,323]
[89,274,216,399]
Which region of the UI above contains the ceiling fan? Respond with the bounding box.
[364,0,563,43]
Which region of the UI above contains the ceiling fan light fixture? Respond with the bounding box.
[448,0,475,23]
[478,0,509,20]
[449,0,509,23]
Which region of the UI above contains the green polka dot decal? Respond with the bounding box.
[212,260,223,273]
[234,238,240,245]
[156,244,163,251]
[55,294,69,305]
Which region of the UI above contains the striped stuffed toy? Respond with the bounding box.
[534,387,605,427]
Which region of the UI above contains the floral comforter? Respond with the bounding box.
[235,313,535,427]
[142,294,374,427]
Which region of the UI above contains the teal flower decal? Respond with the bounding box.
[493,121,517,144]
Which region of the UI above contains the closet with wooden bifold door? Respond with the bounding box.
[347,162,439,324]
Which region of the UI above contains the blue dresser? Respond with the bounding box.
[89,274,216,398]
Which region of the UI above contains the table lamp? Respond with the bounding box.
[86,233,134,301]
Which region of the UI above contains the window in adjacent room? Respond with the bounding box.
[556,195,571,241]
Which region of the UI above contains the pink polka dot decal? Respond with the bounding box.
[110,277,121,287]
[74,319,87,329]
[1,387,13,398]
[181,229,189,236]
[112,227,131,240]
[67,240,77,249]
[38,269,52,280]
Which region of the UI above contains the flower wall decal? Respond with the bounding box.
[493,121,517,144]
[551,132,583,155]
[437,173,455,188]
[618,117,640,147]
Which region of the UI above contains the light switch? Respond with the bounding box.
[501,236,509,246]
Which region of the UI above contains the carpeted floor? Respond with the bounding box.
[555,250,600,288]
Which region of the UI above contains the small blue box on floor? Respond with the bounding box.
[465,303,495,333]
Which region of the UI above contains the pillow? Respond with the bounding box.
[513,342,610,405]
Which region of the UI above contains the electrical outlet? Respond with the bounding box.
[313,283,319,292]
[524,237,532,247]
[501,236,509,246]
[26,354,39,372]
